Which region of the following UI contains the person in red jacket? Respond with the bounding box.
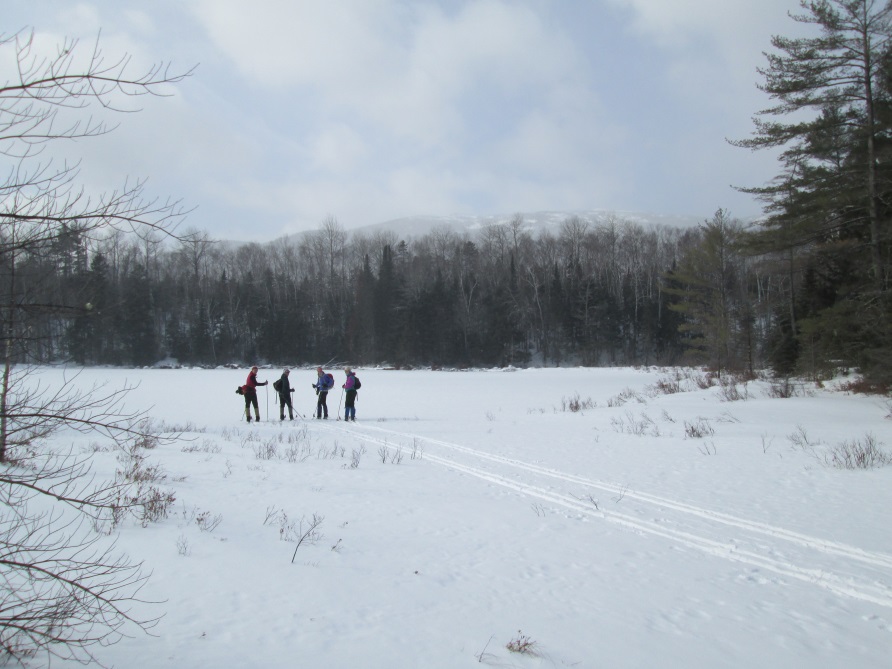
[243,365,267,422]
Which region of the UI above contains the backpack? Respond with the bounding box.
[323,373,334,390]
[273,378,282,392]
[353,375,361,390]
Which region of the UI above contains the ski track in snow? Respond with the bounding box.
[317,420,892,609]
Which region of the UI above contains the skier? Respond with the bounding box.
[275,368,295,420]
[342,367,358,421]
[243,365,267,422]
[312,366,333,419]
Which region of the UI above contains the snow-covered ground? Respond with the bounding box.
[17,366,892,668]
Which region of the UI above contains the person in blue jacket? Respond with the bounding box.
[313,366,333,418]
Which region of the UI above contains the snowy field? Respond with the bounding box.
[17,366,892,668]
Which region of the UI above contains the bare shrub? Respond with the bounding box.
[264,508,298,542]
[252,438,279,461]
[506,630,539,656]
[195,511,223,532]
[281,426,314,463]
[286,423,310,446]
[610,410,657,436]
[115,439,177,527]
[687,370,718,389]
[290,514,325,563]
[343,446,366,469]
[136,486,177,526]
[648,376,683,396]
[717,377,749,402]
[130,422,161,450]
[607,388,645,407]
[837,378,889,395]
[317,443,341,460]
[824,434,891,469]
[684,417,715,438]
[176,535,191,557]
[765,378,813,398]
[698,441,717,455]
[561,393,596,412]
[116,450,167,486]
[787,425,821,454]
[410,439,424,460]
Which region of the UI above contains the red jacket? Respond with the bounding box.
[243,370,266,395]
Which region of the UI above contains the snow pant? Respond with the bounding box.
[316,390,328,418]
[279,393,293,420]
[344,389,357,421]
[244,390,260,421]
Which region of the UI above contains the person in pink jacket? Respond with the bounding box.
[342,367,358,421]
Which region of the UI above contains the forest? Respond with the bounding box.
[11,213,712,370]
[6,205,876,382]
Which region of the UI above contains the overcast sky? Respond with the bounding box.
[4,1,810,241]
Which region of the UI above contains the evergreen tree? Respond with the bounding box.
[734,0,892,379]
[119,264,157,366]
[664,211,749,371]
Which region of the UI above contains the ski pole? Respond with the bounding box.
[336,388,344,421]
[291,390,303,419]
[265,384,269,422]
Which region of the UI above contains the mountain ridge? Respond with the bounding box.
[353,209,710,239]
[253,209,729,247]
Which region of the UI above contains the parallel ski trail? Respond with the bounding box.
[319,421,892,609]
[350,422,892,571]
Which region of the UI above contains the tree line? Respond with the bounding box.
[9,213,740,370]
[0,206,851,379]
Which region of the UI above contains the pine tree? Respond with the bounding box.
[733,0,892,380]
[664,211,749,371]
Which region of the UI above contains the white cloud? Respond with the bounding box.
[3,0,807,238]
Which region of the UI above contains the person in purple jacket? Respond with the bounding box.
[342,367,358,421]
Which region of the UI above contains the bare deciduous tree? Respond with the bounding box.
[0,28,192,664]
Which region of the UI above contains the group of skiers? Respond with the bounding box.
[239,366,359,423]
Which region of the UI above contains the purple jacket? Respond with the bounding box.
[343,373,356,391]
